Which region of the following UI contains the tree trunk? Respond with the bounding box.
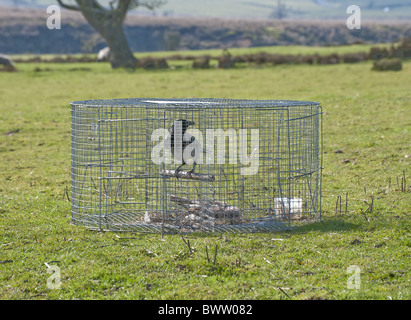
[71,0,138,69]
[96,21,137,69]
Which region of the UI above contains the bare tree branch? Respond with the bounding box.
[136,0,167,10]
[57,0,167,14]
[54,0,167,69]
[116,0,132,19]
[56,0,80,11]
[75,0,106,14]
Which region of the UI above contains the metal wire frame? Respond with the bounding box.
[70,98,323,233]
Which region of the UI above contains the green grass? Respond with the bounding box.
[0,47,410,300]
[10,43,392,61]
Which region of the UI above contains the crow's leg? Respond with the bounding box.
[188,162,197,175]
[175,163,185,177]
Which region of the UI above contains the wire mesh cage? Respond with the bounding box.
[70,98,322,233]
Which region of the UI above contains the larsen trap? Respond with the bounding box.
[70,98,323,233]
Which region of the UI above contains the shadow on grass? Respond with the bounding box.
[291,218,361,233]
[170,219,361,239]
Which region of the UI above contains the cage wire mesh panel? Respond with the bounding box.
[70,98,322,233]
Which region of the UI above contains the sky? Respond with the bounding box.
[0,0,408,21]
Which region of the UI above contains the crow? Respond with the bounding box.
[164,119,204,175]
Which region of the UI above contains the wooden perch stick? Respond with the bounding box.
[169,195,227,207]
[161,169,215,181]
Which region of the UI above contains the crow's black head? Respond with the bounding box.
[170,119,195,132]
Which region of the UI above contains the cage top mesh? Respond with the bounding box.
[70,98,322,233]
[71,98,319,108]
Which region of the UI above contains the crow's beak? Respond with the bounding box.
[187,120,195,126]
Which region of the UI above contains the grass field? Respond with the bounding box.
[10,43,392,61]
[0,46,410,300]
